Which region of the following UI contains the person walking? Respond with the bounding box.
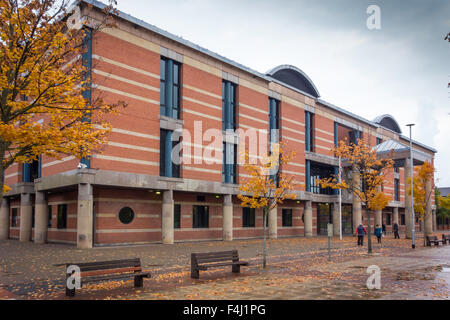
[375,224,383,244]
[355,224,367,246]
[393,222,400,239]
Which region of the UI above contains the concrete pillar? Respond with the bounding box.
[0,198,10,240]
[304,201,313,238]
[393,207,399,225]
[222,194,233,241]
[268,206,277,239]
[432,209,437,232]
[77,183,94,249]
[352,166,362,231]
[19,193,33,242]
[404,157,412,239]
[332,202,340,237]
[424,177,433,236]
[161,190,174,244]
[34,191,48,244]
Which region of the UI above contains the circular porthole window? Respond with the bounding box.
[118,207,134,224]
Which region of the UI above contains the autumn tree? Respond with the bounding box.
[238,143,297,268]
[436,189,450,229]
[0,0,125,199]
[319,139,393,254]
[406,161,434,245]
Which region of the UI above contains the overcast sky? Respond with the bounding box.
[113,0,450,186]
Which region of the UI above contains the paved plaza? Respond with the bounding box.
[0,235,449,300]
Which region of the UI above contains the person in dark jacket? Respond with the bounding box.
[375,224,383,243]
[355,224,367,246]
[393,222,400,239]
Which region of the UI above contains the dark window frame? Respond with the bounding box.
[48,205,52,228]
[160,129,181,178]
[160,57,181,119]
[282,208,293,227]
[57,204,67,229]
[174,204,181,229]
[394,178,400,201]
[193,205,209,228]
[222,80,237,130]
[11,208,18,227]
[242,207,255,228]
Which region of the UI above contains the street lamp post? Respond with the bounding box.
[406,124,415,249]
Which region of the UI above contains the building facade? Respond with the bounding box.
[0,1,442,248]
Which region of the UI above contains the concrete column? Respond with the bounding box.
[19,193,33,242]
[432,209,437,232]
[222,194,233,241]
[77,183,94,249]
[393,207,399,225]
[0,198,10,240]
[404,157,412,239]
[162,190,174,244]
[268,206,277,239]
[352,166,362,231]
[34,191,48,244]
[424,177,433,236]
[332,202,340,237]
[304,201,313,238]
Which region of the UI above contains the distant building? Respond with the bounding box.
[438,187,450,197]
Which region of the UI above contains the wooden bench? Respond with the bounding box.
[442,234,450,245]
[191,250,248,279]
[426,235,444,247]
[65,258,151,296]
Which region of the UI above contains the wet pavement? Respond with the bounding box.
[0,234,449,300]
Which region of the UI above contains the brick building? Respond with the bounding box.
[0,0,442,248]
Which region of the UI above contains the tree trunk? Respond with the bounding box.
[366,208,372,254]
[263,207,268,269]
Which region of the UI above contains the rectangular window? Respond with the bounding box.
[394,166,399,173]
[48,205,52,228]
[32,207,35,228]
[282,209,293,227]
[394,178,400,201]
[57,204,67,229]
[193,205,209,228]
[305,111,314,152]
[242,207,255,228]
[160,129,181,178]
[401,214,405,225]
[269,98,280,143]
[174,204,181,229]
[160,57,181,119]
[310,162,335,195]
[222,80,237,130]
[11,208,18,227]
[376,137,383,145]
[386,213,391,225]
[222,142,237,184]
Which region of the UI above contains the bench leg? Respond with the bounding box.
[232,265,240,273]
[191,268,199,279]
[66,287,75,297]
[134,276,143,288]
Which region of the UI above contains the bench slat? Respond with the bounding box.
[67,258,141,268]
[82,272,151,285]
[80,266,142,278]
[198,261,249,269]
[74,261,142,272]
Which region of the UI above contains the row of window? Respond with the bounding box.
[10,204,67,229]
[116,206,294,228]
